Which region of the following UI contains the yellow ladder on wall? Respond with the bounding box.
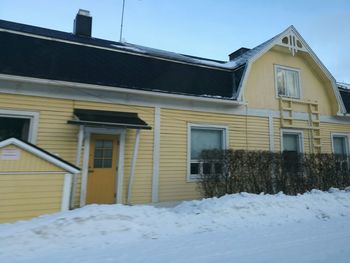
[279,97,321,153]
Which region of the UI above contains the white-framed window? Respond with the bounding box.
[187,124,228,180]
[275,65,301,99]
[331,134,349,156]
[0,109,39,143]
[281,129,304,153]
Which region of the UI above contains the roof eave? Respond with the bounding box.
[0,73,243,106]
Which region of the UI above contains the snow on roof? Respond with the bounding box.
[337,82,350,90]
[225,30,285,68]
[116,42,232,70]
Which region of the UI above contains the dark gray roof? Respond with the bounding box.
[0,19,245,99]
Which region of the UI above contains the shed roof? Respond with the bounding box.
[0,138,80,173]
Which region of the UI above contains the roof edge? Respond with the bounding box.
[0,73,244,106]
[0,137,80,173]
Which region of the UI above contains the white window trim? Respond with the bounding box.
[274,64,302,100]
[331,133,350,156]
[0,109,39,143]
[187,123,229,182]
[280,129,304,153]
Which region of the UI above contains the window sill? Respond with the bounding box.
[187,175,200,182]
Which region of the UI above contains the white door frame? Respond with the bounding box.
[79,127,126,206]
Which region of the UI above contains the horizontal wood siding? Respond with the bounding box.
[0,145,62,172]
[0,173,64,223]
[320,122,350,153]
[158,108,270,202]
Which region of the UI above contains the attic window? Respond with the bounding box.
[275,66,301,99]
[282,37,289,44]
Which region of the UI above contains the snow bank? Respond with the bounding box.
[0,189,350,261]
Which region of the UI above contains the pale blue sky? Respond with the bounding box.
[1,0,349,83]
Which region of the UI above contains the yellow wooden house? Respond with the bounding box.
[0,10,349,222]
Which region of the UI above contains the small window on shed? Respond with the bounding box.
[0,117,30,141]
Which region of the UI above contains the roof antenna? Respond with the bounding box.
[119,0,126,42]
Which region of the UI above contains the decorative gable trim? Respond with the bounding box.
[278,31,308,56]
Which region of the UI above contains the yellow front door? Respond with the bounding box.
[86,134,119,204]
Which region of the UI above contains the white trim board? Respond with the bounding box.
[61,173,73,212]
[152,107,160,203]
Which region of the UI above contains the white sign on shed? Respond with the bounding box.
[0,148,21,160]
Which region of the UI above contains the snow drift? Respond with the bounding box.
[1,188,350,262]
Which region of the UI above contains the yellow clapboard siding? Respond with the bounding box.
[0,145,64,173]
[0,197,62,206]
[0,209,59,223]
[0,173,64,222]
[159,108,270,202]
[0,192,62,200]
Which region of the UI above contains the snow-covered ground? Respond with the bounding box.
[1,189,350,263]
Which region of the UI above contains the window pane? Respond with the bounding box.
[191,128,223,160]
[190,163,199,175]
[283,133,300,153]
[333,136,347,155]
[0,117,30,141]
[95,140,104,148]
[285,70,299,97]
[104,149,113,158]
[277,68,285,96]
[276,68,300,98]
[93,139,114,168]
[94,159,103,168]
[103,140,113,148]
[103,159,112,168]
[94,149,103,158]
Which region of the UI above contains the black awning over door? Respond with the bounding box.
[67,109,152,130]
